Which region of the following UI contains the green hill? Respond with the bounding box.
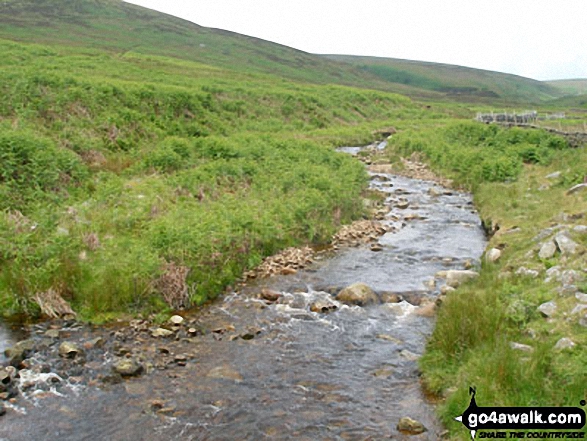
[546,79,587,96]
[0,0,564,104]
[324,55,563,103]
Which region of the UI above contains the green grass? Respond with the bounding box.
[0,36,429,321]
[387,123,587,439]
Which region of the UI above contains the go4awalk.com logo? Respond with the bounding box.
[455,388,586,439]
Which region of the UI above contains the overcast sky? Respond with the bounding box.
[125,0,586,81]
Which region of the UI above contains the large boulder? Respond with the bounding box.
[335,283,379,306]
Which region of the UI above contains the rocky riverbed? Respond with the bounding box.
[0,146,486,440]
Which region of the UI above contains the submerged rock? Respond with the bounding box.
[206,365,243,382]
[113,359,143,377]
[4,340,35,367]
[397,416,427,434]
[335,283,379,306]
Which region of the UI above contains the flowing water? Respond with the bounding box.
[0,150,486,440]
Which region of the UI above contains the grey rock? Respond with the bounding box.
[561,270,584,286]
[0,402,5,417]
[546,171,561,179]
[58,342,82,359]
[485,248,502,263]
[516,267,539,278]
[573,225,587,234]
[510,342,534,353]
[545,266,562,283]
[558,285,578,296]
[537,301,557,318]
[554,338,576,351]
[576,293,587,303]
[538,241,557,259]
[567,183,587,195]
[397,417,427,434]
[580,316,587,327]
[571,304,587,315]
[336,283,379,306]
[113,358,143,377]
[554,233,579,255]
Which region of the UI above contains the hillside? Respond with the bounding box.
[325,55,563,103]
[547,79,587,96]
[0,0,565,104]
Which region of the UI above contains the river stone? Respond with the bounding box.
[537,301,557,318]
[396,199,410,209]
[554,233,579,255]
[309,298,338,313]
[0,402,5,417]
[169,315,184,325]
[336,283,379,306]
[59,342,82,359]
[261,288,281,302]
[44,329,61,339]
[538,241,557,259]
[206,365,243,382]
[380,292,401,303]
[440,285,456,295]
[113,358,143,377]
[397,417,427,434]
[554,338,576,351]
[485,248,502,263]
[151,328,174,338]
[444,270,480,288]
[5,340,34,367]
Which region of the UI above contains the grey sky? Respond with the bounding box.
[125,0,586,81]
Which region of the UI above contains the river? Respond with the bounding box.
[0,150,486,440]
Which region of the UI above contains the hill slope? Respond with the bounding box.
[0,0,565,103]
[325,55,563,102]
[546,79,587,96]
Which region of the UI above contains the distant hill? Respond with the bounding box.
[546,79,587,96]
[0,0,566,104]
[324,55,563,103]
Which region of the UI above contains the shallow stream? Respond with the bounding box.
[0,149,486,440]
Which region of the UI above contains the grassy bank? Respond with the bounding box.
[0,38,431,322]
[387,122,587,438]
